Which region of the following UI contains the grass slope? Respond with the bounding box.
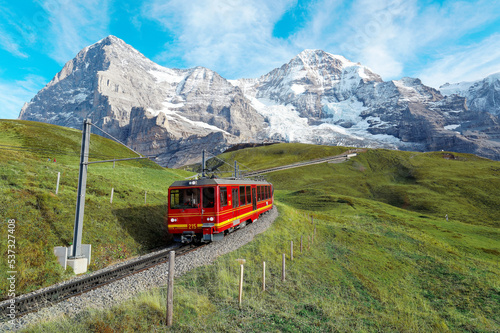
[0,120,191,297]
[6,139,500,332]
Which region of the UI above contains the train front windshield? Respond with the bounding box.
[170,188,200,209]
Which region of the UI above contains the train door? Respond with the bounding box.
[232,187,239,221]
[252,187,257,211]
[202,186,219,241]
[202,187,216,219]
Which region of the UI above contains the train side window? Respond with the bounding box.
[220,187,228,207]
[265,186,269,199]
[239,186,246,206]
[170,189,179,208]
[246,186,251,204]
[170,188,200,209]
[232,188,239,208]
[203,187,215,208]
[258,186,261,201]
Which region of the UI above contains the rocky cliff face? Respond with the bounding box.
[19,36,500,166]
[19,36,265,167]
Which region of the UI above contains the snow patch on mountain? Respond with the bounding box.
[245,95,402,146]
[147,104,231,135]
[148,67,186,84]
[444,124,460,131]
[290,84,306,95]
[439,81,474,96]
[322,98,366,123]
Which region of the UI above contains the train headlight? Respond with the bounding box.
[210,217,214,221]
[171,218,174,222]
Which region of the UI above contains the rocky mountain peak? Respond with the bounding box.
[297,49,354,68]
[440,71,500,116]
[97,35,125,46]
[291,49,382,83]
[485,72,500,84]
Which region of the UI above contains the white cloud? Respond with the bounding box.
[40,0,111,64]
[140,0,500,85]
[289,0,500,82]
[273,0,415,79]
[0,75,47,119]
[0,5,37,58]
[0,33,28,58]
[142,0,297,78]
[419,34,500,88]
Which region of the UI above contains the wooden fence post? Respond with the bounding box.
[282,253,286,282]
[262,261,266,291]
[55,172,61,194]
[300,235,303,253]
[166,251,175,326]
[110,188,114,204]
[239,264,244,307]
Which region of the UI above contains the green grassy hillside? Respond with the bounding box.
[0,120,191,296]
[23,143,499,332]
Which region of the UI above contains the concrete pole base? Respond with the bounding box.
[67,258,88,274]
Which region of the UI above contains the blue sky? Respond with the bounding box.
[1,0,500,119]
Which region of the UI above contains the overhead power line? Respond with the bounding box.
[90,123,143,157]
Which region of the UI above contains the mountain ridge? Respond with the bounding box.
[19,36,500,166]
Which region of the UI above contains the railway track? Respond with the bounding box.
[0,243,204,322]
[242,150,359,178]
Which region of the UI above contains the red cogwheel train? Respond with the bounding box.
[167,178,273,243]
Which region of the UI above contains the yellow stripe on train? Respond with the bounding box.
[168,204,272,230]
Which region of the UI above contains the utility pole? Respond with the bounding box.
[202,150,206,178]
[70,119,91,259]
[54,119,152,275]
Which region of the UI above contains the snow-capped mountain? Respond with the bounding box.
[440,73,500,117]
[19,36,500,166]
[234,50,500,159]
[19,36,265,167]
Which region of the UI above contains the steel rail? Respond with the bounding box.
[0,243,204,322]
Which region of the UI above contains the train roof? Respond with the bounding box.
[169,178,271,188]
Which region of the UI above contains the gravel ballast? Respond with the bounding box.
[1,207,278,332]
